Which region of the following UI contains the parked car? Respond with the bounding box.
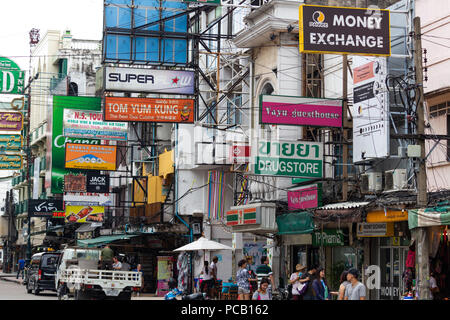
[26,252,61,295]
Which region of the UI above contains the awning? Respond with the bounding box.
[276,211,314,235]
[77,234,138,248]
[314,201,369,223]
[75,223,99,233]
[408,205,450,229]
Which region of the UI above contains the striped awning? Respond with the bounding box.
[408,206,450,229]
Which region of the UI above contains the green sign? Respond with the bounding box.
[49,96,101,194]
[254,140,323,178]
[183,0,221,5]
[312,229,345,247]
[0,134,22,151]
[0,154,22,170]
[0,57,25,95]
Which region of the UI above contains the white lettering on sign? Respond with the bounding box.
[1,71,14,93]
[333,15,383,29]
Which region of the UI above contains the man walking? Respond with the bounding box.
[16,258,25,280]
[344,268,366,300]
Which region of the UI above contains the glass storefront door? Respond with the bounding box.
[378,241,409,300]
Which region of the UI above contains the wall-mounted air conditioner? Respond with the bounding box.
[385,169,407,191]
[361,172,382,193]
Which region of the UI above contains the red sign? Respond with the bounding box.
[230,145,250,164]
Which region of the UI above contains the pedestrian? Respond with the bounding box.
[132,264,144,295]
[200,260,214,298]
[246,257,258,294]
[16,258,25,280]
[312,267,329,300]
[344,268,366,300]
[112,256,122,270]
[252,277,272,300]
[299,265,317,300]
[334,270,350,300]
[289,264,307,300]
[236,259,256,300]
[256,256,275,294]
[100,244,114,270]
[210,256,219,299]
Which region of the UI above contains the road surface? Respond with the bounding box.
[0,278,57,300]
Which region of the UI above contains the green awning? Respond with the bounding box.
[77,234,138,248]
[276,211,314,235]
[408,205,450,229]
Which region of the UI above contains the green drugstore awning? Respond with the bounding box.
[276,211,314,235]
[408,205,450,229]
[77,234,138,248]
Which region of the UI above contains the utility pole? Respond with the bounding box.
[413,16,430,300]
[3,191,10,273]
[342,54,348,202]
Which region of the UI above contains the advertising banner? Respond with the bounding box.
[104,67,194,95]
[63,109,128,141]
[260,95,343,128]
[0,57,25,94]
[50,96,102,194]
[352,56,389,162]
[65,143,117,171]
[312,229,345,246]
[65,205,104,223]
[33,157,40,199]
[64,192,114,206]
[64,174,87,192]
[0,134,22,151]
[0,112,23,131]
[0,154,22,169]
[28,199,64,218]
[254,140,323,178]
[288,184,322,210]
[357,222,394,237]
[86,173,110,193]
[299,5,391,56]
[104,96,194,123]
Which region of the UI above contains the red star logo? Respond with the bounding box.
[172,77,179,85]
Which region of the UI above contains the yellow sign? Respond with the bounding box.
[65,205,104,223]
[65,143,117,171]
[366,210,408,223]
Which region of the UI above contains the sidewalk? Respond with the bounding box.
[0,273,24,285]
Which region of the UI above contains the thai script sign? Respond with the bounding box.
[104,66,195,95]
[299,5,391,56]
[288,184,322,210]
[65,205,104,223]
[65,143,117,171]
[312,229,345,246]
[0,134,22,151]
[63,109,128,141]
[104,96,194,123]
[0,154,22,169]
[254,140,323,178]
[28,199,64,218]
[0,57,25,94]
[0,112,23,131]
[260,95,343,128]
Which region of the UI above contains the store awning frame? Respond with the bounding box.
[76,234,139,248]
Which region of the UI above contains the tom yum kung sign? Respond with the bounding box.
[299,5,391,56]
[104,96,194,123]
[254,140,323,178]
[260,95,343,128]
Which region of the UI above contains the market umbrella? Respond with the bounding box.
[174,236,232,253]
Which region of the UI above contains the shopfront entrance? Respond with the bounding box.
[378,238,409,300]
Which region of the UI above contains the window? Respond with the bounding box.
[429,101,449,118]
[68,82,78,96]
[260,82,274,96]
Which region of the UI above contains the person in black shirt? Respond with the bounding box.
[300,266,317,300]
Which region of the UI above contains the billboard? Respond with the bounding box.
[64,174,87,193]
[104,96,194,123]
[0,112,23,131]
[65,143,117,171]
[352,56,389,162]
[0,134,22,151]
[104,67,194,95]
[254,140,323,178]
[103,0,188,65]
[86,173,110,193]
[63,109,127,141]
[288,184,322,210]
[0,57,25,94]
[299,5,391,56]
[0,154,22,169]
[50,96,102,194]
[65,205,104,223]
[28,199,64,218]
[260,95,343,128]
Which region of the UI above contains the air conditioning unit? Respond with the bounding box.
[385,169,407,191]
[361,172,382,193]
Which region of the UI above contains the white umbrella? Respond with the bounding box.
[174,236,232,252]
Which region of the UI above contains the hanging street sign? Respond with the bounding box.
[0,134,22,151]
[28,199,64,218]
[288,183,322,210]
[312,229,345,246]
[299,5,391,56]
[0,57,25,94]
[0,154,22,169]
[0,112,23,131]
[64,192,114,206]
[86,173,110,193]
[65,205,104,223]
[65,143,117,171]
[254,140,323,178]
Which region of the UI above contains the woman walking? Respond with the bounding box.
[236,259,256,300]
[289,264,307,300]
[337,270,350,300]
[252,278,272,300]
[312,267,330,300]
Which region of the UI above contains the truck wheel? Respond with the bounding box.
[75,289,89,300]
[118,292,132,300]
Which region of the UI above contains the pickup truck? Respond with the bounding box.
[55,247,142,300]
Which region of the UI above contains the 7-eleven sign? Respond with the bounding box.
[226,207,258,226]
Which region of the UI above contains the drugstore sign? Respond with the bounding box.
[299,5,391,56]
[254,140,323,178]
